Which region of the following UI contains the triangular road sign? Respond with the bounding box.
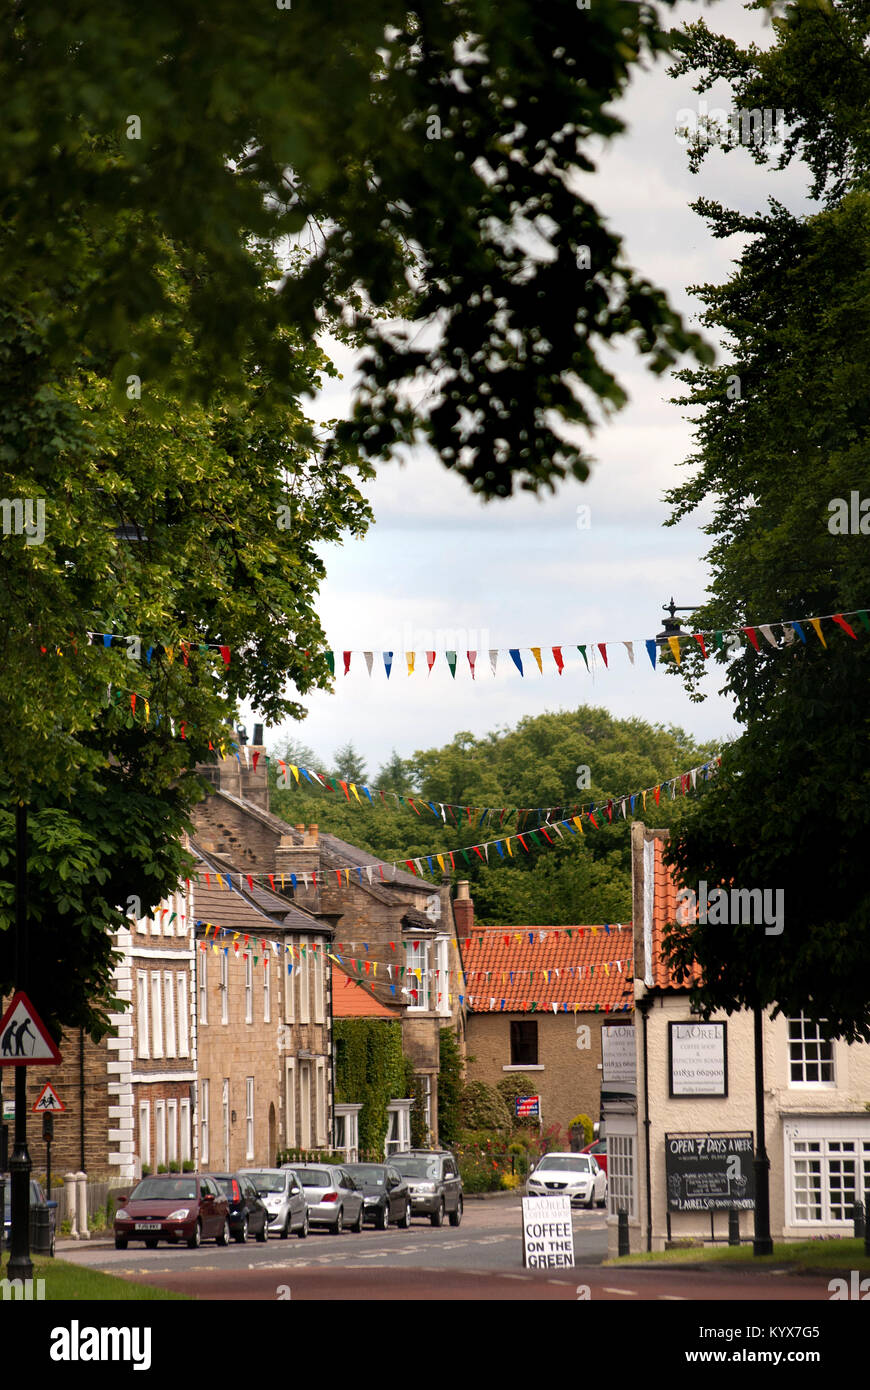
[33,1082,66,1112]
[0,992,62,1065]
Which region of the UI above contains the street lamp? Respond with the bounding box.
[654,598,697,649]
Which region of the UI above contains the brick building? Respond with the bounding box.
[459,883,634,1133]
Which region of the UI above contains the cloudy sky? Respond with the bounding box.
[245,0,812,777]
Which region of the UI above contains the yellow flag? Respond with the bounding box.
[810,618,827,648]
[506,838,513,856]
[216,874,224,889]
[407,652,416,675]
[166,646,174,664]
[642,790,647,809]
[144,700,150,723]
[668,636,682,664]
[572,816,583,834]
[415,968,422,981]
[603,962,610,976]
[289,764,300,783]
[531,646,543,673]
[437,854,445,872]
[351,784,361,802]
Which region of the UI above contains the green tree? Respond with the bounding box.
[1,1,712,499]
[332,743,368,785]
[660,11,870,1040]
[437,1027,464,1148]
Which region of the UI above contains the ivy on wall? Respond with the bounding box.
[334,1018,410,1156]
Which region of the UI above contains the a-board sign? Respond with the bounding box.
[521,1195,575,1269]
[515,1095,540,1119]
[665,1132,755,1211]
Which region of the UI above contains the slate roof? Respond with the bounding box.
[189,845,325,936]
[463,924,634,1014]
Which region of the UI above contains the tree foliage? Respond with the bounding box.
[1,0,712,499]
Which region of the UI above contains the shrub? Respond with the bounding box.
[182,1159,194,1172]
[438,1027,463,1148]
[496,1073,540,1126]
[500,1173,522,1191]
[459,1081,511,1132]
[568,1114,594,1147]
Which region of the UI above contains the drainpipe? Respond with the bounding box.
[79,1027,85,1171]
[637,996,653,1252]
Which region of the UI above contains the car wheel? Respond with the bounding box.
[449,1195,463,1228]
[234,1215,249,1243]
[331,1206,343,1235]
[280,1214,290,1239]
[377,1202,389,1230]
[351,1203,364,1233]
[597,1195,607,1208]
[399,1201,411,1229]
[216,1218,231,1246]
[144,1238,159,1249]
[298,1209,309,1239]
[114,1236,128,1251]
[430,1199,445,1228]
[585,1193,594,1209]
[256,1215,268,1242]
[187,1220,202,1250]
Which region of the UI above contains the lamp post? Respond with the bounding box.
[7,799,33,1280]
[752,1004,774,1255]
[654,598,697,650]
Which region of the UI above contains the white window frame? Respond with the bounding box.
[298,937,310,1023]
[200,1079,210,1165]
[788,1013,835,1086]
[222,1078,230,1171]
[220,948,229,1025]
[264,958,271,1023]
[299,1062,312,1149]
[246,1077,255,1161]
[385,1101,411,1157]
[284,949,295,1024]
[198,952,208,1025]
[151,972,164,1059]
[315,1058,327,1147]
[607,1135,636,1220]
[313,942,325,1024]
[787,1128,870,1226]
[163,972,177,1058]
[180,1099,191,1164]
[285,1060,296,1150]
[139,1101,151,1170]
[155,1100,166,1168]
[434,937,450,1014]
[177,973,189,1057]
[167,1099,178,1165]
[245,953,253,1024]
[405,940,429,1011]
[136,971,150,1058]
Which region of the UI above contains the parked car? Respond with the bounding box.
[527,1152,607,1208]
[113,1173,231,1249]
[1,1175,57,1256]
[390,1150,463,1227]
[241,1167,308,1239]
[581,1138,608,1176]
[342,1163,412,1229]
[285,1164,364,1234]
[211,1172,270,1243]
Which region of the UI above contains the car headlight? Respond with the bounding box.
[116,1209,129,1221]
[414,1183,437,1194]
[168,1208,190,1220]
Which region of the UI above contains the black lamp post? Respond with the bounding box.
[654,598,697,650]
[7,799,33,1280]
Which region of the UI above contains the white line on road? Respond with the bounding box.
[602,1286,638,1296]
[657,1295,687,1300]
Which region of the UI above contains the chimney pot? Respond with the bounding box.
[308,824,319,845]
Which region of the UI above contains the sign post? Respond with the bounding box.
[0,989,63,1279]
[33,1086,64,1200]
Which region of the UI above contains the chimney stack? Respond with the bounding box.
[453,879,474,936]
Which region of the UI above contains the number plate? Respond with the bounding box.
[135,1222,162,1231]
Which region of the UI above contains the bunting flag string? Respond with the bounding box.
[261,753,721,832]
[325,606,869,678]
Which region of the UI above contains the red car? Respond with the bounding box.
[114,1173,230,1249]
[581,1139,607,1176]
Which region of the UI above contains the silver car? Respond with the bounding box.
[526,1152,607,1208]
[287,1163,364,1234]
[241,1167,309,1238]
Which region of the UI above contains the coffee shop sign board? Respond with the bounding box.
[668,1021,727,1097]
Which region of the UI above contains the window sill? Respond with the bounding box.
[502,1064,544,1071]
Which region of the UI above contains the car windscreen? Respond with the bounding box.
[537,1157,592,1174]
[246,1173,287,1194]
[129,1178,198,1201]
[390,1157,439,1180]
[295,1169,332,1188]
[344,1166,385,1186]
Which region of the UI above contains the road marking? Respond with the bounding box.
[602,1286,637,1296]
[657,1295,687,1300]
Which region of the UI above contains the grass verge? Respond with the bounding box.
[605,1238,870,1273]
[1,1253,190,1300]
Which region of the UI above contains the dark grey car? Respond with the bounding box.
[342,1163,412,1229]
[240,1167,309,1238]
[390,1150,463,1227]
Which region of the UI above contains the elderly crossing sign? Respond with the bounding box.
[0,991,62,1065]
[33,1083,65,1113]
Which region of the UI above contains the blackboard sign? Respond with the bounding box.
[665,1132,755,1211]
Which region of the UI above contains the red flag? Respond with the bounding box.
[467,651,477,679]
[339,780,350,800]
[588,813,598,829]
[743,627,760,651]
[654,785,661,804]
[131,694,136,713]
[832,613,857,640]
[181,641,189,666]
[268,874,276,891]
[694,633,708,658]
[219,645,231,667]
[552,646,564,674]
[517,834,529,852]
[426,651,436,673]
[252,750,261,771]
[246,874,254,891]
[343,651,351,674]
[597,643,608,667]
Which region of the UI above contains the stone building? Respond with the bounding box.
[459,882,634,1133]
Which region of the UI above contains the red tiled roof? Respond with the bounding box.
[333,971,403,1018]
[649,835,701,992]
[463,925,633,1014]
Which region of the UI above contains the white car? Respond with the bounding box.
[526,1152,607,1208]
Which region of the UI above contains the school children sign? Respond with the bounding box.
[521,1195,575,1269]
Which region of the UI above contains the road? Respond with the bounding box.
[58,1198,839,1301]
